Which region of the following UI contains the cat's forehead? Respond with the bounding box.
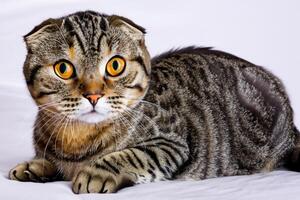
[61,11,137,58]
[62,11,109,52]
[66,11,108,34]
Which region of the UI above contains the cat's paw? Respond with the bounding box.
[9,159,57,182]
[72,166,134,194]
[72,166,117,194]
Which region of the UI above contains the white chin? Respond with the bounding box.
[77,112,108,124]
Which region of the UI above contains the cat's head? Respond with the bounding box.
[23,11,151,123]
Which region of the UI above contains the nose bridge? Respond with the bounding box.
[81,70,104,94]
[85,79,103,93]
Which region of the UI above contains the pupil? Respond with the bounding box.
[60,63,67,73]
[112,61,119,70]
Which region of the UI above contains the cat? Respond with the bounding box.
[9,10,300,194]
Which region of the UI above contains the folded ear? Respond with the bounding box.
[108,15,146,41]
[24,18,63,50]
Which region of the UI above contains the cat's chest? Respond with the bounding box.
[54,122,116,156]
[48,123,129,179]
[54,144,119,180]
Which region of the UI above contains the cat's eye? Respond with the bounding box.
[106,56,126,77]
[54,61,75,80]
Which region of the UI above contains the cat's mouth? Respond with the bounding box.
[81,110,104,117]
[76,109,109,124]
[90,109,98,113]
[82,109,103,115]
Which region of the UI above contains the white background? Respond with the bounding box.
[0,0,300,199]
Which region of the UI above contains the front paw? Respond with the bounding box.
[72,166,117,194]
[9,159,56,182]
[72,166,134,194]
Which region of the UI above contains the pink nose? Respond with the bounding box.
[83,93,103,106]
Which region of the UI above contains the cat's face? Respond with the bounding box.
[23,11,151,123]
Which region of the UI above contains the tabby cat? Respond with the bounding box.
[9,11,300,194]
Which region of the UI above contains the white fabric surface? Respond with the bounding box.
[1,0,300,199]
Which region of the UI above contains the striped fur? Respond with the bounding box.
[9,11,300,194]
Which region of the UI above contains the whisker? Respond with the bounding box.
[122,109,150,136]
[116,111,149,148]
[37,99,62,108]
[54,115,68,156]
[34,113,64,146]
[126,96,168,113]
[38,102,67,113]
[41,115,66,172]
[123,106,160,130]
[58,117,71,173]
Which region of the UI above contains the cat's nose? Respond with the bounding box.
[83,93,103,107]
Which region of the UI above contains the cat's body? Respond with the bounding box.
[149,47,298,179]
[9,11,300,193]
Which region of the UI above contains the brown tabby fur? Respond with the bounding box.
[9,11,300,194]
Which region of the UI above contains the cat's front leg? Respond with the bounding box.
[9,158,58,182]
[72,137,189,194]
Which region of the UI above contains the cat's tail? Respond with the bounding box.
[285,126,300,171]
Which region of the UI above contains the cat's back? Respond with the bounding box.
[148,46,292,128]
[150,46,253,93]
[149,46,289,106]
[153,46,270,80]
[146,46,296,178]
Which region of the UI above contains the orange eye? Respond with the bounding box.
[54,61,75,80]
[106,56,126,77]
